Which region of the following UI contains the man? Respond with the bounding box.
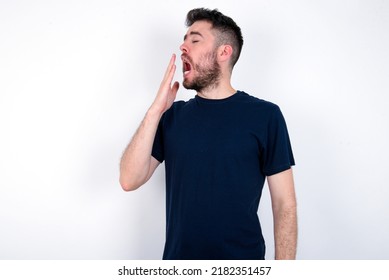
[120,8,297,260]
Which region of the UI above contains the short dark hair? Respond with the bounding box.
[185,8,244,69]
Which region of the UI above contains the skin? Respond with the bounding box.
[119,20,297,259]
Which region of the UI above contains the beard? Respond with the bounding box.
[183,50,221,92]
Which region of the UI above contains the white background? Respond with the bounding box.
[1,0,388,259]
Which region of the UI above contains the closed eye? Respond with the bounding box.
[192,40,199,43]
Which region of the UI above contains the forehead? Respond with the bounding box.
[184,20,214,39]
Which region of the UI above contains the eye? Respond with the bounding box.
[192,40,199,43]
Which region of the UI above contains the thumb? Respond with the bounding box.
[171,81,179,96]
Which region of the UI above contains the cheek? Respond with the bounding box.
[191,48,217,70]
[200,52,217,66]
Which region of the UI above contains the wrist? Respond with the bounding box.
[146,105,164,120]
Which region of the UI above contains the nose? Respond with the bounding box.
[180,42,188,53]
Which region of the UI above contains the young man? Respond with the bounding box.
[120,8,297,260]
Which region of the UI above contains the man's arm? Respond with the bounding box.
[119,54,179,191]
[267,168,297,259]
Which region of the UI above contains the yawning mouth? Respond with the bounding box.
[182,56,192,77]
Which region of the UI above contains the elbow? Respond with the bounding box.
[119,161,154,191]
[119,175,142,192]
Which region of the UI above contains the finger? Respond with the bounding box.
[161,65,177,93]
[162,54,176,81]
[171,81,179,96]
[165,56,177,84]
[168,81,179,103]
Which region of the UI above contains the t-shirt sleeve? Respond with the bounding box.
[262,106,295,176]
[151,115,165,163]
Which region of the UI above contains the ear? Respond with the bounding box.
[217,45,233,63]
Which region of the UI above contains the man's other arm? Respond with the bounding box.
[119,55,179,191]
[267,168,297,259]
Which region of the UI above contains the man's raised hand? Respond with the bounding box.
[150,54,180,115]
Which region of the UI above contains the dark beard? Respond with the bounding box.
[183,51,221,92]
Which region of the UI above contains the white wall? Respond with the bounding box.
[1,0,388,259]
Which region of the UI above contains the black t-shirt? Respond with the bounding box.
[152,91,295,260]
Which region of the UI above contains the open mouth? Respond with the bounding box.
[182,57,192,77]
[184,62,191,75]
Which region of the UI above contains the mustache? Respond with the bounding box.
[181,54,193,65]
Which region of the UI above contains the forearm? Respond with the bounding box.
[273,204,297,260]
[119,54,178,191]
[119,107,162,191]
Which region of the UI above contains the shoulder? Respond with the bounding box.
[167,99,193,114]
[236,91,281,115]
[161,99,193,123]
[164,99,187,113]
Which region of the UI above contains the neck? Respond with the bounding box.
[196,76,236,100]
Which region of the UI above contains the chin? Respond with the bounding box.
[183,83,192,90]
[182,78,192,90]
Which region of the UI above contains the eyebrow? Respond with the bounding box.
[183,31,204,41]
